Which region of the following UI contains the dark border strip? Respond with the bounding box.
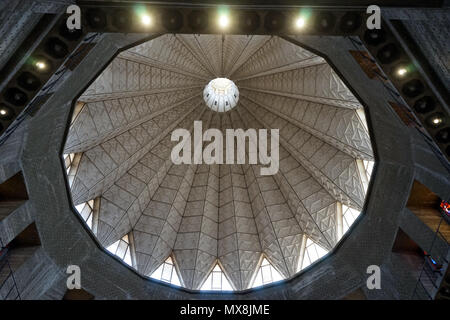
[77,0,444,9]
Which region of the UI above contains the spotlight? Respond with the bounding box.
[394,63,416,79]
[162,9,183,31]
[44,37,69,59]
[264,11,286,32]
[239,11,260,33]
[435,127,450,143]
[340,12,362,33]
[0,105,14,120]
[141,14,152,26]
[4,88,28,106]
[218,13,230,29]
[397,68,407,76]
[315,12,335,32]
[295,17,306,29]
[17,72,41,91]
[364,29,386,46]
[188,10,208,32]
[396,67,407,77]
[36,61,47,71]
[426,113,445,128]
[402,79,424,98]
[376,43,400,64]
[87,8,107,29]
[32,56,51,73]
[113,9,132,29]
[413,96,435,114]
[432,117,443,125]
[59,22,83,41]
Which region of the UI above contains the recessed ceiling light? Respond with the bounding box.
[0,109,7,116]
[35,61,47,70]
[295,17,306,29]
[426,113,445,128]
[432,117,442,125]
[396,67,407,77]
[218,14,230,29]
[141,14,152,26]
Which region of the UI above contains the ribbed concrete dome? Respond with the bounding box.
[64,34,373,291]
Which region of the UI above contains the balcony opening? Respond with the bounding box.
[406,180,450,243]
[0,171,28,222]
[0,222,41,300]
[392,228,444,299]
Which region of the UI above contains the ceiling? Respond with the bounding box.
[64,34,374,290]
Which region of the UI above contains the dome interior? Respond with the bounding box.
[64,34,374,291]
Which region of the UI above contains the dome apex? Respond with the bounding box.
[203,77,239,112]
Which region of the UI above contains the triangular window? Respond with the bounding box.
[301,238,328,270]
[75,199,95,230]
[64,153,82,186]
[363,160,374,180]
[106,234,133,266]
[342,204,361,234]
[250,257,284,288]
[200,263,233,291]
[150,256,181,287]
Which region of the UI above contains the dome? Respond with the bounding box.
[64,34,374,291]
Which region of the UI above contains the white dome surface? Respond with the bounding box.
[203,77,239,112]
[64,34,374,291]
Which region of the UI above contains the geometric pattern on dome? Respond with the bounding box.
[64,34,374,291]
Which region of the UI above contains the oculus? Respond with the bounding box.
[203,77,239,112]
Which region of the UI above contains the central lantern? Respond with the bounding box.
[203,77,239,112]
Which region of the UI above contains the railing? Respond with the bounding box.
[411,215,450,299]
[0,242,21,300]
